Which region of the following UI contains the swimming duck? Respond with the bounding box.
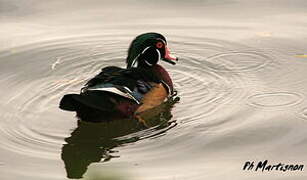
[59,32,178,123]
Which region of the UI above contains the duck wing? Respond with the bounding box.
[59,66,161,112]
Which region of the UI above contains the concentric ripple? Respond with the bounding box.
[205,51,273,72]
[298,108,307,121]
[0,33,279,170]
[247,92,304,108]
[168,37,275,123]
[0,34,142,159]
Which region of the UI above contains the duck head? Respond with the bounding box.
[126,32,178,68]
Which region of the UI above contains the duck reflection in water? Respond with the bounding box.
[61,97,179,179]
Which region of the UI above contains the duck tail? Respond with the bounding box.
[59,94,81,111]
[59,91,116,112]
[59,92,120,122]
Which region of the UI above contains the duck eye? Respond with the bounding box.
[156,42,164,49]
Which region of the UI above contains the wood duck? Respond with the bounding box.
[59,32,178,123]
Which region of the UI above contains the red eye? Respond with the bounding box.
[156,42,163,49]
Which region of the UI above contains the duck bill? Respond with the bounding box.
[162,46,178,65]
